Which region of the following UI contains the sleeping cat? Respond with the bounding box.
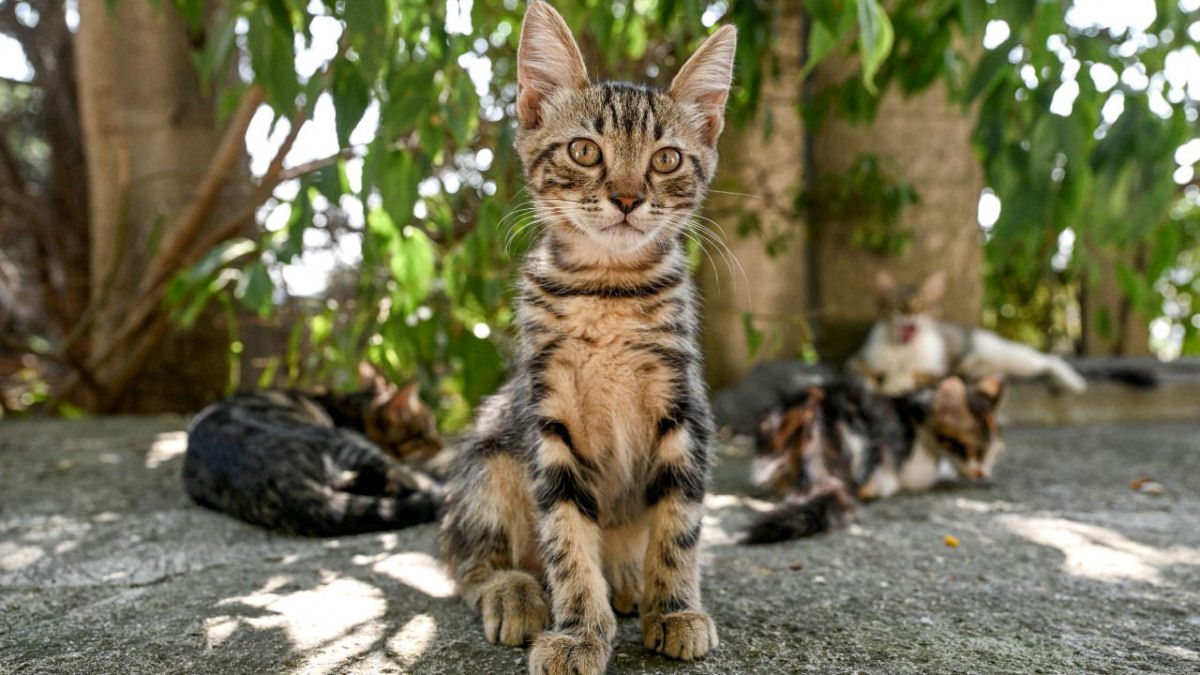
[848,271,1087,395]
[745,374,1005,544]
[439,3,733,672]
[183,381,443,536]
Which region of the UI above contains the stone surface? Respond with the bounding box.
[2,415,1199,674]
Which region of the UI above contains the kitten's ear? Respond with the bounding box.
[873,270,895,298]
[382,382,421,422]
[517,1,588,129]
[975,375,1006,405]
[669,25,737,146]
[933,376,969,419]
[921,272,947,304]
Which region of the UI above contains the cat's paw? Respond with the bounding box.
[642,610,718,661]
[478,570,549,646]
[527,632,610,675]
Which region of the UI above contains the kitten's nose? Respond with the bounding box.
[608,192,644,214]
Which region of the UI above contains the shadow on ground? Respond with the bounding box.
[1,416,1198,673]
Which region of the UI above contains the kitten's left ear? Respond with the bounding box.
[517,1,588,128]
[669,25,737,146]
[933,376,969,420]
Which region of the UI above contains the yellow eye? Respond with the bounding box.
[568,139,602,167]
[651,147,682,173]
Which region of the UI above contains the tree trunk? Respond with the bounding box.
[809,75,985,365]
[74,1,243,412]
[1081,246,1151,355]
[700,3,809,389]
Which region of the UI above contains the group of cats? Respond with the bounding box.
[181,3,1091,672]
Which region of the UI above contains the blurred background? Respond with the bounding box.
[0,0,1196,427]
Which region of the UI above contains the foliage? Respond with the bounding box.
[798,154,918,255]
[808,0,1200,354]
[158,0,897,428]
[150,0,1197,429]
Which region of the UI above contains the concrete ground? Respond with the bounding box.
[1,416,1198,674]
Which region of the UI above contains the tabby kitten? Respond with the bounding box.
[439,3,734,672]
[745,375,1005,544]
[848,271,1087,395]
[183,382,443,536]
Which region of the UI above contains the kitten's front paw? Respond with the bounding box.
[478,570,549,646]
[642,610,718,661]
[527,632,610,675]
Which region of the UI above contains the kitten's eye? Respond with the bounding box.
[568,139,602,167]
[651,147,682,173]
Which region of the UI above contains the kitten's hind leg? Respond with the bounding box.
[439,451,547,646]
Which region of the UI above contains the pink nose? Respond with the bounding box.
[609,193,644,214]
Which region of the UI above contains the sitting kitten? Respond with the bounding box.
[848,271,1087,395]
[183,382,443,536]
[439,3,733,672]
[745,375,1005,544]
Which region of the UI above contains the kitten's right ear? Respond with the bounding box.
[517,1,588,129]
[873,270,895,298]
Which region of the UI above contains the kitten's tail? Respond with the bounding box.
[742,491,850,545]
[290,485,444,537]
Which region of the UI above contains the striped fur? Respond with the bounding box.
[439,3,733,672]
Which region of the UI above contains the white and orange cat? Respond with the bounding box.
[849,271,1087,396]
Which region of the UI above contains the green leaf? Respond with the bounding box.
[801,20,839,79]
[741,311,764,359]
[856,0,895,96]
[965,38,1014,102]
[332,59,371,148]
[236,263,275,318]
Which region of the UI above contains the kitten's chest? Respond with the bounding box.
[865,326,947,393]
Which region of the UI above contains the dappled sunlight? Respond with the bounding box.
[699,493,772,547]
[0,515,90,575]
[999,515,1200,584]
[387,613,438,667]
[144,431,187,469]
[357,551,456,598]
[208,574,386,658]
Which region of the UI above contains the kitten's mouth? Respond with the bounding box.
[896,323,917,343]
[601,219,644,235]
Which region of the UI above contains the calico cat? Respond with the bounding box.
[438,3,734,672]
[848,271,1088,395]
[745,374,1005,544]
[183,382,443,536]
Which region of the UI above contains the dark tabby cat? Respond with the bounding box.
[745,374,1005,544]
[439,3,734,672]
[183,382,443,536]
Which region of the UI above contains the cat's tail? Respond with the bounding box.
[290,484,444,537]
[742,491,851,545]
[1045,357,1088,393]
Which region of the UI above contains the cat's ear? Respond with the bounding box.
[933,376,969,420]
[517,1,588,129]
[873,270,895,298]
[975,375,1006,405]
[921,272,947,304]
[669,25,737,146]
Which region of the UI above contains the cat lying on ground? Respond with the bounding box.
[745,374,1005,544]
[848,271,1087,395]
[183,381,443,536]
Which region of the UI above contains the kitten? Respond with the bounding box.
[848,271,1087,395]
[745,375,1005,544]
[438,3,734,672]
[183,382,443,536]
